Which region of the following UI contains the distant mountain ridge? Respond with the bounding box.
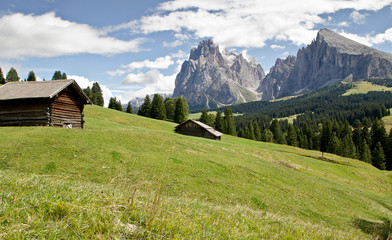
[172,39,265,110]
[259,28,392,99]
[155,29,392,109]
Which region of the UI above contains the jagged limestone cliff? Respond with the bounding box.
[173,40,265,109]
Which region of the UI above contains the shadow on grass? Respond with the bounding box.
[354,218,391,239]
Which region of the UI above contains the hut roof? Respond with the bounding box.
[0,79,91,104]
[175,119,223,137]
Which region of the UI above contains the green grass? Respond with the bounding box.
[343,81,392,96]
[1,105,391,239]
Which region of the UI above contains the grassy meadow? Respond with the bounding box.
[0,105,391,239]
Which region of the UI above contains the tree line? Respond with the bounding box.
[0,67,71,84]
[137,94,189,123]
[198,108,237,136]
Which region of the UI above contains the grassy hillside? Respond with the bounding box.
[343,81,392,96]
[1,105,391,239]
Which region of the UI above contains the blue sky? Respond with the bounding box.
[1,0,392,106]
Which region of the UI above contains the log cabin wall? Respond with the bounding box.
[0,99,49,126]
[50,88,85,129]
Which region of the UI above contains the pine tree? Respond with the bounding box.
[214,111,224,132]
[164,98,175,121]
[52,71,64,80]
[223,107,236,136]
[360,139,372,163]
[138,95,152,117]
[108,97,122,111]
[174,97,188,123]
[27,71,36,81]
[0,68,5,84]
[126,102,133,113]
[246,121,255,140]
[91,82,104,106]
[372,142,386,170]
[83,87,93,100]
[286,124,298,147]
[6,67,20,82]
[253,121,261,141]
[206,113,215,127]
[261,129,274,142]
[320,121,332,154]
[200,109,208,124]
[270,119,285,144]
[150,94,166,120]
[62,72,67,79]
[370,118,387,151]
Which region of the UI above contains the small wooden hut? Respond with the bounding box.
[0,79,91,129]
[175,119,223,140]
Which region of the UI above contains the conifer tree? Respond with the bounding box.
[52,71,64,80]
[270,119,285,144]
[0,67,5,84]
[253,121,261,141]
[138,95,152,117]
[62,72,67,79]
[6,67,20,82]
[150,94,166,120]
[83,87,93,100]
[286,124,298,147]
[261,129,274,142]
[164,98,175,121]
[372,142,386,170]
[224,107,236,136]
[214,110,224,132]
[370,119,387,151]
[126,102,133,114]
[91,82,104,106]
[174,97,188,123]
[200,109,208,124]
[206,113,215,127]
[360,139,372,163]
[246,121,255,140]
[26,71,36,81]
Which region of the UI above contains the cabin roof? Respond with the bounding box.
[0,79,91,104]
[175,119,224,137]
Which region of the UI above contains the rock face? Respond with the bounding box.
[259,28,392,99]
[173,40,265,109]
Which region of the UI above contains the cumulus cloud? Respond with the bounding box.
[0,12,146,59]
[69,75,113,107]
[127,0,392,48]
[349,10,367,24]
[122,72,177,100]
[271,44,286,50]
[338,27,392,47]
[123,56,174,70]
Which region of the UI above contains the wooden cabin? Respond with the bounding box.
[0,79,91,129]
[175,119,223,140]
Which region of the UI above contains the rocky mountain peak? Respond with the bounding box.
[173,40,265,110]
[258,28,392,100]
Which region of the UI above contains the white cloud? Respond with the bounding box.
[127,0,392,48]
[123,69,162,85]
[349,10,367,24]
[69,75,113,107]
[0,12,146,59]
[271,44,286,50]
[122,72,177,100]
[338,21,350,27]
[338,27,392,47]
[123,56,174,70]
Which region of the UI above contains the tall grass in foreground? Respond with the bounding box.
[1,171,380,239]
